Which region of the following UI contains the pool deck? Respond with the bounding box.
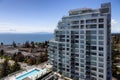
[16,68,46,80]
[2,63,52,80]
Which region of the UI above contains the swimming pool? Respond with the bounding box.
[16,69,40,80]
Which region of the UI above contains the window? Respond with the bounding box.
[75,67,79,70]
[81,20,84,24]
[91,67,97,71]
[91,31,97,34]
[99,30,104,34]
[75,35,79,38]
[80,68,84,72]
[80,30,84,34]
[75,49,79,52]
[80,64,84,67]
[66,52,69,55]
[92,13,98,17]
[80,50,84,53]
[67,39,69,42]
[99,58,104,62]
[99,52,104,56]
[75,58,79,62]
[75,54,79,57]
[71,26,79,29]
[91,36,96,39]
[91,56,97,61]
[86,24,97,28]
[99,47,104,51]
[91,72,97,76]
[80,59,84,63]
[99,41,104,45]
[67,69,69,72]
[99,69,103,73]
[66,31,69,34]
[67,36,69,38]
[67,48,69,50]
[91,77,97,80]
[91,41,96,45]
[91,46,97,50]
[91,52,97,55]
[72,21,79,24]
[99,36,104,40]
[91,62,97,66]
[80,35,84,39]
[67,44,69,47]
[75,63,79,66]
[71,31,79,34]
[99,24,104,28]
[75,40,79,43]
[80,25,84,29]
[99,63,104,67]
[99,18,104,22]
[86,36,96,40]
[99,74,104,78]
[80,40,84,44]
[80,45,84,49]
[88,19,96,23]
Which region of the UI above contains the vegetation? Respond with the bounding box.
[0,41,49,78]
[0,59,21,78]
[112,33,120,79]
[0,41,49,65]
[0,42,3,46]
[12,41,17,47]
[0,49,4,56]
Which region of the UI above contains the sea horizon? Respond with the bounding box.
[0,33,53,45]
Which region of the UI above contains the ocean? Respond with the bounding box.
[0,33,53,44]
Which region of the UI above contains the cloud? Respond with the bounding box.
[111,19,118,26]
[111,19,120,33]
[0,22,54,33]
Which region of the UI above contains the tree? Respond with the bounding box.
[31,41,35,48]
[36,56,42,64]
[17,52,25,62]
[12,41,17,47]
[1,59,10,77]
[40,53,48,63]
[12,53,17,60]
[0,42,3,46]
[24,41,30,48]
[0,49,4,56]
[28,57,36,65]
[45,41,48,47]
[12,60,21,72]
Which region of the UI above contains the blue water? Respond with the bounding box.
[0,33,53,44]
[16,69,40,80]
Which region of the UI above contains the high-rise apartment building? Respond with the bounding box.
[48,3,111,80]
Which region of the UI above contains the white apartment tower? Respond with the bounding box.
[48,3,111,80]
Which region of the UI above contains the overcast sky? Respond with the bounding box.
[0,0,119,33]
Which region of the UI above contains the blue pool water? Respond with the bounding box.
[16,69,40,80]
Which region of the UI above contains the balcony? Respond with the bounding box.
[86,62,91,65]
[86,19,97,24]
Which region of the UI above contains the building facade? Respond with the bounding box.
[48,3,112,80]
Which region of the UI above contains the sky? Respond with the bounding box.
[0,0,119,33]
